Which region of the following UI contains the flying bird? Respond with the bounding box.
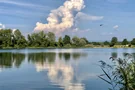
[100,24,103,26]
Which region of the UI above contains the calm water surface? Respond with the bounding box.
[0,48,134,90]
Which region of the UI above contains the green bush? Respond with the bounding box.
[64,44,72,48]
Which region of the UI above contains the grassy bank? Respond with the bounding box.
[1,45,135,49]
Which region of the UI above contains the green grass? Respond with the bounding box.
[2,45,135,49]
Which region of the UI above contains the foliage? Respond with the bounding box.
[104,41,110,45]
[72,36,80,46]
[0,29,91,48]
[131,38,135,45]
[63,35,71,45]
[14,30,27,48]
[64,44,72,48]
[122,39,128,45]
[1,28,135,48]
[91,42,101,45]
[58,37,63,47]
[72,36,87,47]
[110,37,118,46]
[0,29,27,48]
[81,37,89,44]
[27,31,56,47]
[47,32,56,46]
[79,38,87,46]
[99,53,135,90]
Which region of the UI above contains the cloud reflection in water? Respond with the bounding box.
[35,52,86,90]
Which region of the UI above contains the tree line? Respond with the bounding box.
[90,37,135,47]
[103,37,135,47]
[0,29,88,48]
[0,29,135,48]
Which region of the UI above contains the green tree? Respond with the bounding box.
[30,33,39,46]
[131,38,135,45]
[72,36,80,46]
[79,38,87,46]
[92,42,101,45]
[47,32,55,42]
[37,31,46,47]
[110,37,118,46]
[0,29,12,47]
[13,29,27,48]
[81,37,89,44]
[28,31,51,47]
[58,37,63,47]
[63,35,71,45]
[47,32,56,46]
[27,34,32,46]
[122,39,128,45]
[104,41,110,45]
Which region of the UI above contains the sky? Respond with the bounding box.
[0,0,135,41]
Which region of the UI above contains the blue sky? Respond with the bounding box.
[0,0,135,41]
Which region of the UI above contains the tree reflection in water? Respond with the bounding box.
[0,52,25,68]
[28,53,56,64]
[28,52,87,90]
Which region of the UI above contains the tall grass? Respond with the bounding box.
[99,53,135,90]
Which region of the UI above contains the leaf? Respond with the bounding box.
[101,68,112,80]
[119,67,129,90]
[108,88,112,90]
[98,76,112,85]
[99,74,105,76]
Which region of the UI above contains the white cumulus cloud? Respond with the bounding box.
[34,0,85,35]
[34,0,104,35]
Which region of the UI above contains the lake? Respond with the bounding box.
[0,48,134,90]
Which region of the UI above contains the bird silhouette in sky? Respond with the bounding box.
[100,24,103,26]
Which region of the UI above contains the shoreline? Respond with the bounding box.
[0,45,135,50]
